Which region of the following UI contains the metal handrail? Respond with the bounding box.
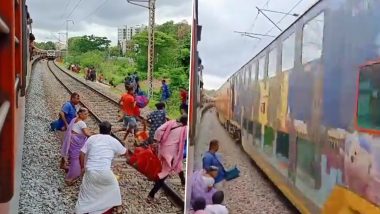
[0,17,9,34]
[0,100,10,134]
[15,36,19,45]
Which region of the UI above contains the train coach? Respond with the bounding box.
[214,0,380,213]
[0,1,41,213]
[46,50,55,60]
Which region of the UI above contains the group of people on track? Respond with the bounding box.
[190,139,229,214]
[49,68,189,213]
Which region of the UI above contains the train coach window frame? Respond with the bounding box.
[295,137,317,189]
[268,48,278,78]
[258,56,266,80]
[301,12,325,65]
[356,63,380,133]
[282,32,296,71]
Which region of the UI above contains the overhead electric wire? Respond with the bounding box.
[79,0,110,22]
[66,0,83,19]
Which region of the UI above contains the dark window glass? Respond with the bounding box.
[263,126,275,155]
[357,64,380,129]
[276,131,289,159]
[296,137,316,188]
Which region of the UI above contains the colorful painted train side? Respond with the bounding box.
[214,0,380,213]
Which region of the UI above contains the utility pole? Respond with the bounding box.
[65,19,74,57]
[127,0,155,99]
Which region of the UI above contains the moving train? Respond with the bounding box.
[46,50,56,60]
[213,0,380,213]
[0,1,41,213]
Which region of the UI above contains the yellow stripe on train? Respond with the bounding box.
[322,186,380,214]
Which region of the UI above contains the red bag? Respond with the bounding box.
[128,146,162,181]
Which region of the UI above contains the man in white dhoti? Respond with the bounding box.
[75,121,128,214]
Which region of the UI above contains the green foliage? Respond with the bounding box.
[35,41,56,50]
[68,35,111,55]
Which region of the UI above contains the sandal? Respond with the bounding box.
[146,196,155,204]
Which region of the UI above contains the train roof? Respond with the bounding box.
[220,0,322,89]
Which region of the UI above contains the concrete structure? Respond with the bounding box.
[117,24,146,55]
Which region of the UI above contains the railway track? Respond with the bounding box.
[46,60,184,210]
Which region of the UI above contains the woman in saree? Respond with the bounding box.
[191,166,219,206]
[147,115,188,202]
[61,107,92,185]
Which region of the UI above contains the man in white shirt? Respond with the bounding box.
[75,121,128,214]
[205,191,229,214]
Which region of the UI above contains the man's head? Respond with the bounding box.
[212,191,224,205]
[178,114,187,126]
[70,92,80,105]
[192,197,206,211]
[162,79,166,84]
[209,139,219,152]
[155,102,165,110]
[99,121,112,135]
[126,85,134,94]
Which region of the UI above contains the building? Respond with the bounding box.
[118,24,146,55]
[126,24,146,41]
[117,25,127,47]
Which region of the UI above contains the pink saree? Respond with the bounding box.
[61,118,88,180]
[154,120,187,179]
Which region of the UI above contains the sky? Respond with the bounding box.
[27,0,192,46]
[198,0,319,90]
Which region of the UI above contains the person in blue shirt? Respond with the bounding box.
[202,140,225,186]
[161,80,170,102]
[50,92,80,132]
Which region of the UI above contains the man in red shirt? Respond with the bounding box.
[180,88,188,115]
[118,85,138,141]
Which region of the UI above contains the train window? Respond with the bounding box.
[268,48,277,78]
[357,63,380,130]
[282,33,295,71]
[258,56,265,80]
[254,123,262,147]
[276,131,289,160]
[302,12,325,64]
[296,137,316,188]
[248,120,254,134]
[263,126,275,155]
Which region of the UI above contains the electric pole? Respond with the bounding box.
[127,0,156,99]
[65,19,74,57]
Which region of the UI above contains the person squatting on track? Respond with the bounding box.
[146,102,167,144]
[60,107,93,185]
[203,140,225,190]
[75,121,128,214]
[147,115,188,203]
[50,92,80,132]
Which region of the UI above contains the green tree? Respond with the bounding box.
[68,35,111,55]
[35,41,56,50]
